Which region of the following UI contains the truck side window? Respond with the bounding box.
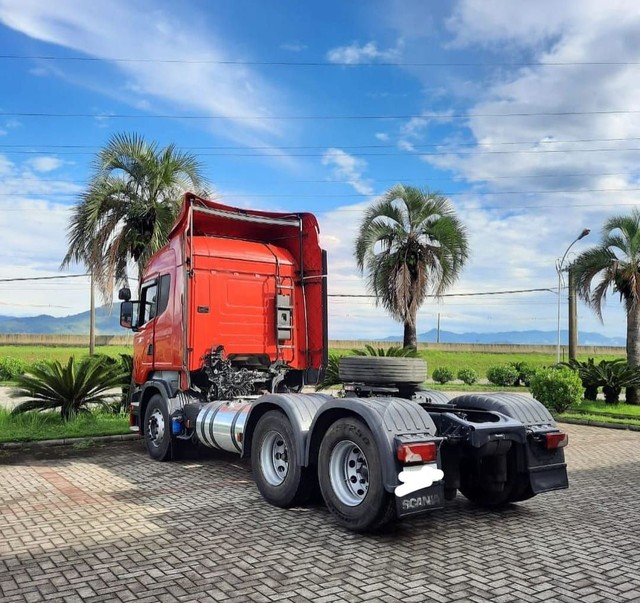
[140,282,158,326]
[157,274,171,315]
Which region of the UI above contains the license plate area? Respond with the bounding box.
[396,483,445,518]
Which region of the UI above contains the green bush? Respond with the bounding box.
[432,367,454,384]
[457,368,478,385]
[560,357,640,404]
[529,368,583,413]
[11,356,126,421]
[509,361,536,386]
[351,345,418,357]
[315,353,341,391]
[0,357,28,380]
[486,365,519,387]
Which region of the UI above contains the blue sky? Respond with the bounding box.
[0,0,637,341]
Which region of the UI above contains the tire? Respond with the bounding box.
[318,417,395,532]
[144,394,172,462]
[339,356,427,386]
[252,411,314,508]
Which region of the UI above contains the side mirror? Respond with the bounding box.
[118,287,132,301]
[120,300,139,330]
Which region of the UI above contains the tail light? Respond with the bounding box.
[545,432,569,449]
[397,442,438,464]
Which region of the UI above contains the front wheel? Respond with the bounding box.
[144,394,172,461]
[318,417,394,532]
[252,411,313,507]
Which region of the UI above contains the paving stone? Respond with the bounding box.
[1,425,639,602]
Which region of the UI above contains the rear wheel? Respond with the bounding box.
[144,395,172,461]
[318,417,394,532]
[252,411,314,507]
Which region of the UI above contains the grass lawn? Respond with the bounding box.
[329,347,625,379]
[0,408,130,443]
[558,412,640,427]
[568,401,640,419]
[0,345,132,365]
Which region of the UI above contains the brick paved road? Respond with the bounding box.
[1,424,639,603]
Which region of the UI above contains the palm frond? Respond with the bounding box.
[61,132,208,301]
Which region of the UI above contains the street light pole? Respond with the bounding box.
[556,228,590,363]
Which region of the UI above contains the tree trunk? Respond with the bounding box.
[403,318,417,350]
[626,303,640,404]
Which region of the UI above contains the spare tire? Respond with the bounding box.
[339,356,427,386]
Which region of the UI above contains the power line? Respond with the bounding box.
[2,109,640,120]
[4,170,640,186]
[0,276,553,299]
[1,54,638,67]
[0,274,88,282]
[4,146,640,157]
[328,287,554,299]
[2,135,640,151]
[2,186,639,202]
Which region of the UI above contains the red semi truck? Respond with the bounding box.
[119,193,569,531]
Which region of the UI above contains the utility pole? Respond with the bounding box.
[436,313,441,343]
[89,270,96,356]
[556,228,590,363]
[568,267,578,361]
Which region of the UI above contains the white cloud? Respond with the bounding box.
[0,0,290,143]
[0,154,89,315]
[375,133,389,141]
[322,149,375,196]
[326,40,403,64]
[27,156,65,173]
[316,197,625,340]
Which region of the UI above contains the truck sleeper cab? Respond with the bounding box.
[120,194,568,532]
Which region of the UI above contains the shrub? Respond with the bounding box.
[529,368,583,413]
[350,345,418,357]
[432,367,454,384]
[11,356,125,421]
[0,357,28,381]
[560,358,640,404]
[509,361,536,387]
[486,365,519,387]
[315,353,342,391]
[457,368,478,385]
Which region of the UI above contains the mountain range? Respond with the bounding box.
[0,307,626,346]
[385,329,625,346]
[0,306,122,335]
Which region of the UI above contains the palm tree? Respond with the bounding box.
[355,185,469,348]
[61,132,207,300]
[572,209,640,404]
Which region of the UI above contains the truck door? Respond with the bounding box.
[133,278,158,380]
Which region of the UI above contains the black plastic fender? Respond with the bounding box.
[242,393,334,464]
[449,393,556,428]
[138,379,173,434]
[305,396,438,493]
[449,393,568,494]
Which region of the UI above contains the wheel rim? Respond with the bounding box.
[260,430,289,486]
[329,440,369,506]
[147,408,165,448]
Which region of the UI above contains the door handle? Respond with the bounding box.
[146,344,153,356]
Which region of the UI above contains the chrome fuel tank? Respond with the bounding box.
[195,400,253,454]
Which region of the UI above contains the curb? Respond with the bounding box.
[556,417,640,432]
[0,433,141,450]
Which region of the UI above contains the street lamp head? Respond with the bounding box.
[578,228,591,240]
